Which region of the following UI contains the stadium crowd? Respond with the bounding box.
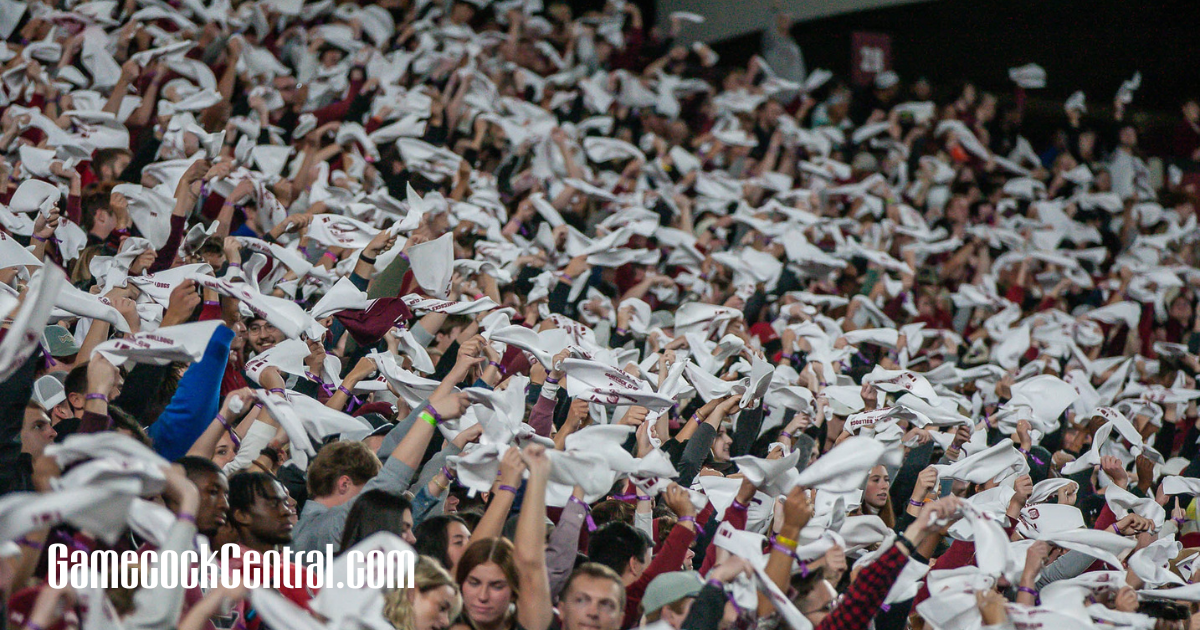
[2,0,1200,629]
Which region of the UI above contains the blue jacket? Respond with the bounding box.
[149,325,235,461]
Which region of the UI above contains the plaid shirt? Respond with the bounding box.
[816,544,911,630]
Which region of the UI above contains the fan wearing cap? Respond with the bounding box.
[41,324,81,368]
[638,571,703,628]
[31,373,71,427]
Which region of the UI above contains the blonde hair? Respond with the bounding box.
[385,555,462,630]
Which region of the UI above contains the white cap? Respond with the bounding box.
[32,373,66,410]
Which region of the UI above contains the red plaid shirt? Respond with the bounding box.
[816,544,911,630]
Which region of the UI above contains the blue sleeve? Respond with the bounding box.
[148,326,236,461]
[411,485,440,526]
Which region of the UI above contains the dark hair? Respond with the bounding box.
[93,148,132,179]
[590,500,634,527]
[339,490,413,554]
[175,455,223,482]
[227,472,280,516]
[789,567,826,605]
[414,514,470,570]
[64,363,89,396]
[109,405,152,446]
[196,237,225,258]
[586,521,651,576]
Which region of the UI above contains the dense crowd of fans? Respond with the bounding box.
[3,0,1200,629]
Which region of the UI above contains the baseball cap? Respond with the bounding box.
[32,373,66,410]
[641,571,703,616]
[42,325,80,357]
[348,412,395,441]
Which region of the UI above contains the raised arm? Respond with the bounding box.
[514,444,554,630]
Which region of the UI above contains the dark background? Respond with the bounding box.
[717,0,1198,151]
[564,0,1198,153]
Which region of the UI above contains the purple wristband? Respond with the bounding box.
[570,495,598,531]
[677,515,696,525]
[216,413,241,449]
[497,484,519,494]
[1113,524,1122,534]
[544,376,560,384]
[728,499,749,512]
[178,513,197,524]
[268,388,285,395]
[441,466,457,480]
[86,393,107,401]
[488,360,502,370]
[426,404,444,424]
[780,430,793,440]
[1017,586,1040,605]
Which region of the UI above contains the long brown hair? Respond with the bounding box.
[455,538,520,597]
[455,537,520,630]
